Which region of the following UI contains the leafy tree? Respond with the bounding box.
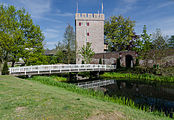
[134,25,152,66]
[151,28,168,65]
[79,42,95,64]
[104,15,135,51]
[2,61,9,75]
[63,24,75,64]
[168,35,174,48]
[99,58,102,64]
[0,4,45,66]
[55,41,67,63]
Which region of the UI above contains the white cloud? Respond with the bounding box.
[43,28,60,40]
[17,0,51,17]
[123,0,137,3]
[46,41,58,45]
[135,16,174,36]
[55,9,74,17]
[156,1,174,8]
[32,15,62,23]
[113,0,137,14]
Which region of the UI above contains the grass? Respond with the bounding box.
[0,75,172,120]
[100,72,174,82]
[50,75,67,82]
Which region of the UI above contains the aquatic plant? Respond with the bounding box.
[101,72,174,82]
[27,76,171,118]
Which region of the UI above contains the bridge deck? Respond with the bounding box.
[9,64,116,76]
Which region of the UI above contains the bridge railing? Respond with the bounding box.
[9,64,116,75]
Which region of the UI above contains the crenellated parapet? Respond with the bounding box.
[75,13,104,21]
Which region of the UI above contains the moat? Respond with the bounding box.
[76,79,174,117]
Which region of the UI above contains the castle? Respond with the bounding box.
[75,4,137,67]
[75,13,105,64]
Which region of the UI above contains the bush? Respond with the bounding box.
[135,59,139,66]
[99,58,102,64]
[116,58,121,69]
[2,62,9,75]
[82,60,84,64]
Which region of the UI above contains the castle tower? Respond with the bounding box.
[75,13,105,64]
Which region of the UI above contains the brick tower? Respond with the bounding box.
[75,12,105,64]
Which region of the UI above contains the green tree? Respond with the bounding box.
[151,28,168,65]
[168,35,174,48]
[104,15,135,51]
[79,42,95,64]
[134,25,152,66]
[0,4,45,67]
[63,24,75,64]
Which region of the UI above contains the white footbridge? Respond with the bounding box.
[9,64,116,76]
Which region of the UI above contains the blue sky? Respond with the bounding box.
[1,0,174,49]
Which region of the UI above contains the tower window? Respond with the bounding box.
[87,22,89,26]
[87,32,89,36]
[79,22,81,26]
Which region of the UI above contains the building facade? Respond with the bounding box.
[75,13,105,64]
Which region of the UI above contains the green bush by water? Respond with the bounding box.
[101,72,174,82]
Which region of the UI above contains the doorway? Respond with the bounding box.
[125,55,133,68]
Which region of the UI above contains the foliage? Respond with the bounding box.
[0,4,45,66]
[99,58,102,64]
[135,59,139,66]
[2,61,9,75]
[116,58,121,68]
[54,41,67,63]
[81,60,84,64]
[50,76,67,82]
[63,24,75,64]
[168,35,174,48]
[151,28,168,65]
[104,15,136,51]
[133,25,152,66]
[79,42,95,64]
[101,72,174,82]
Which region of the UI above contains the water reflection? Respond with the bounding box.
[104,80,174,118]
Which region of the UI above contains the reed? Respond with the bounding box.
[27,76,170,118]
[101,72,174,82]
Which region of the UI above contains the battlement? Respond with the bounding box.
[75,13,104,20]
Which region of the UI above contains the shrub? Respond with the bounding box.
[116,58,121,69]
[82,60,84,64]
[99,58,102,64]
[2,62,9,75]
[135,59,139,66]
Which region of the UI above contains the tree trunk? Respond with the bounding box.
[0,62,2,75]
[11,60,15,67]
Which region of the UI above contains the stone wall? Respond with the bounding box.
[91,51,137,67]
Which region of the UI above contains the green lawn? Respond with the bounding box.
[0,76,172,120]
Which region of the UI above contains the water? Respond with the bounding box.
[103,80,174,118]
[76,79,174,117]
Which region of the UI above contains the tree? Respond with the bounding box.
[55,41,67,63]
[63,24,75,64]
[134,25,152,66]
[168,35,174,48]
[79,42,95,64]
[151,28,168,65]
[104,15,135,51]
[0,4,45,67]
